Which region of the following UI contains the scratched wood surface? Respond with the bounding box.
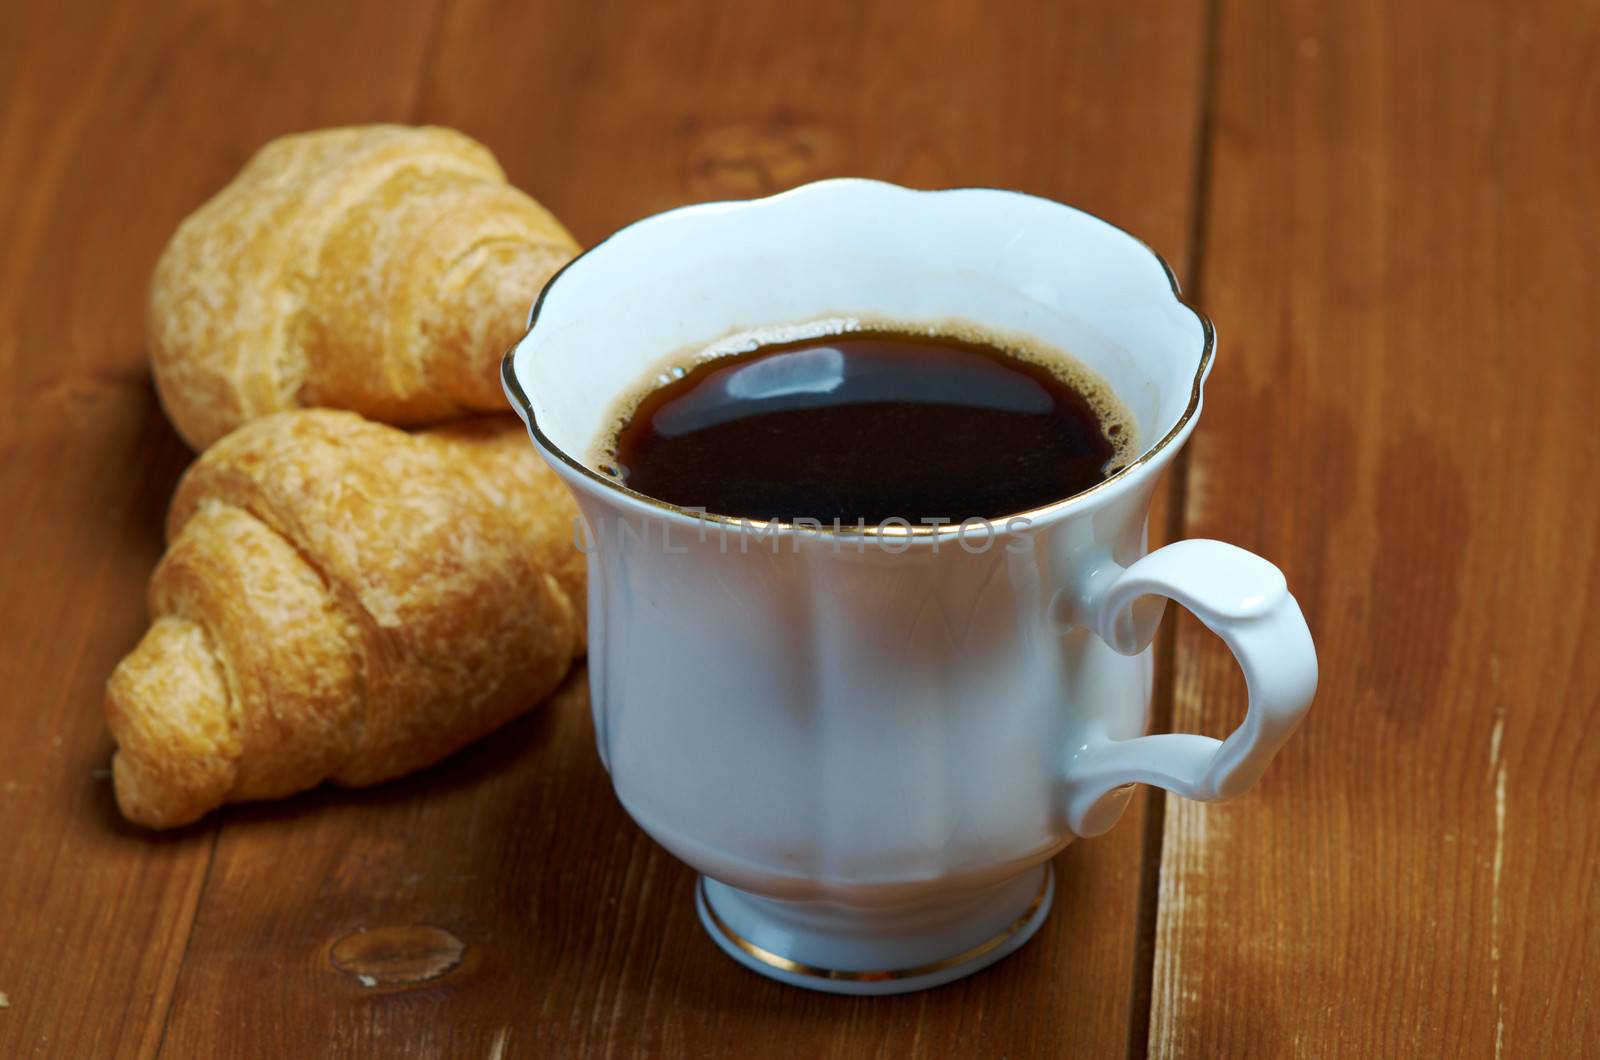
[2,0,1595,1057]
[1151,1,1600,1057]
[0,2,1208,1058]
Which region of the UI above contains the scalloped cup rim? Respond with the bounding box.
[502,178,1214,539]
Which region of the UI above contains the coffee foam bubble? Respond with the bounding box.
[589,314,1139,479]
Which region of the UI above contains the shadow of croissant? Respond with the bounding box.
[221,663,590,828]
[90,663,588,843]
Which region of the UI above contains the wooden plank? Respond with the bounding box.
[0,2,440,1056]
[1150,0,1600,1055]
[156,2,1208,1055]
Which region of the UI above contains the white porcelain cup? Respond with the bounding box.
[503,179,1317,995]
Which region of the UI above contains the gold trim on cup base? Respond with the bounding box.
[696,867,1053,985]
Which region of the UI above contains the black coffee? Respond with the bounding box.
[607,328,1131,524]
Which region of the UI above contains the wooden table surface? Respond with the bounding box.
[2,1,1596,1056]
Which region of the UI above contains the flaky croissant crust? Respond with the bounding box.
[148,125,578,448]
[105,411,585,828]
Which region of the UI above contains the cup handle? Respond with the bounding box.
[1060,539,1317,837]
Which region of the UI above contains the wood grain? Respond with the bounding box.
[22,0,1592,1056]
[1150,1,1600,1056]
[147,2,1208,1056]
[0,1,443,1057]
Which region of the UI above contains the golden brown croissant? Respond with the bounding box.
[105,410,585,828]
[148,124,579,449]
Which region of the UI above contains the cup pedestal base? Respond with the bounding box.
[695,863,1055,996]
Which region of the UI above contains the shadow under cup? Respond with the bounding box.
[503,180,1214,995]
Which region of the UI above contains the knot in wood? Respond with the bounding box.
[330,925,465,986]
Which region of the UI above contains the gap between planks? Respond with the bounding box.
[1127,0,1222,1055]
